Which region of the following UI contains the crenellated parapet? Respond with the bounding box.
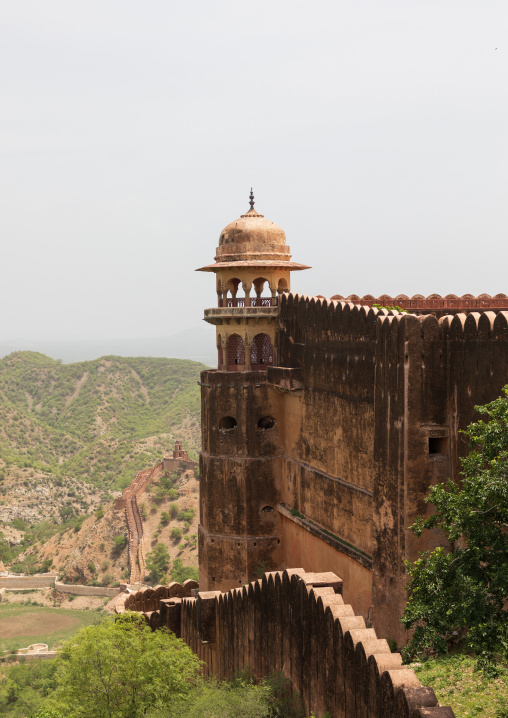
[124,569,455,718]
[329,292,508,317]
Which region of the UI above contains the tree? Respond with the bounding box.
[146,543,171,584]
[402,386,508,665]
[51,613,200,718]
[170,559,199,584]
[0,660,58,717]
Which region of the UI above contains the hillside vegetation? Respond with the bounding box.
[0,352,203,491]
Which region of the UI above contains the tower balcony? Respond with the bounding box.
[204,302,278,326]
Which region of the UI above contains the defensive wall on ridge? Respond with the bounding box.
[122,569,454,718]
[271,293,508,643]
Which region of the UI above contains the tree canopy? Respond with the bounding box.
[50,613,201,718]
[146,543,171,584]
[402,386,508,666]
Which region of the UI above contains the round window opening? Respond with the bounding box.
[258,416,276,430]
[219,416,237,430]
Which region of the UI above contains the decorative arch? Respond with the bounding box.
[227,334,246,370]
[251,333,273,371]
[225,278,245,307]
[252,277,272,307]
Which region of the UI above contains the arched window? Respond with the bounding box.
[225,278,245,307]
[219,416,237,430]
[227,334,245,370]
[251,333,273,371]
[252,277,272,307]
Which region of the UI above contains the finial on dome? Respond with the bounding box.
[249,188,255,210]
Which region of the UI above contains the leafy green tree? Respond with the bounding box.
[146,543,171,584]
[50,613,200,718]
[34,710,65,718]
[402,387,508,665]
[0,659,58,717]
[170,559,198,584]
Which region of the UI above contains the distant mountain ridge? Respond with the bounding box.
[0,351,203,490]
[0,325,216,366]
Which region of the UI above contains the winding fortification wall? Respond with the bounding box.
[124,569,454,718]
[118,461,164,584]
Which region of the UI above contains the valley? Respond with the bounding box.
[0,351,202,588]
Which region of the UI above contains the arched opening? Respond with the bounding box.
[261,505,274,513]
[225,278,246,308]
[227,334,246,371]
[217,334,223,370]
[219,416,237,430]
[251,334,273,371]
[252,277,274,307]
[258,415,276,430]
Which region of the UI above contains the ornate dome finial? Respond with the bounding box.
[249,188,255,210]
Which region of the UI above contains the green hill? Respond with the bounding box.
[0,352,204,490]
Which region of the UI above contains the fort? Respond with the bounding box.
[123,195,506,716]
[196,192,508,646]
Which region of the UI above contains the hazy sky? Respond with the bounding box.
[1,1,507,345]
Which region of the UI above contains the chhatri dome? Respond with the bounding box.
[197,190,309,271]
[197,190,309,373]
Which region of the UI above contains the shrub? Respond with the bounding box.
[171,527,183,542]
[112,535,128,555]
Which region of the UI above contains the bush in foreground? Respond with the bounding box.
[50,613,200,718]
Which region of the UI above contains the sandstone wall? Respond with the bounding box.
[126,570,454,718]
[0,574,58,589]
[199,370,283,591]
[54,581,120,597]
[276,294,508,643]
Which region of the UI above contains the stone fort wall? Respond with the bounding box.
[123,569,454,718]
[272,294,508,643]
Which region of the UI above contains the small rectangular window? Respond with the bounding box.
[429,437,449,455]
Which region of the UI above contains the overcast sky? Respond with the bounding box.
[1,1,507,347]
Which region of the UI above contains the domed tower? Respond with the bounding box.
[197,190,309,371]
[196,192,309,591]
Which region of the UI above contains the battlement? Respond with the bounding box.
[124,570,454,717]
[329,292,508,317]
